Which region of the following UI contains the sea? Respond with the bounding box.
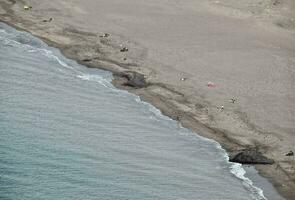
[0,22,284,200]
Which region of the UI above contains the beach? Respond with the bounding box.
[1,0,294,198]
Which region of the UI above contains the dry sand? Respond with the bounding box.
[1,0,295,199]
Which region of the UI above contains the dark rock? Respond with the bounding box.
[123,72,147,88]
[285,151,294,156]
[229,149,274,165]
[42,18,53,22]
[82,58,92,62]
[120,47,128,52]
[273,0,281,6]
[99,33,110,38]
[230,98,237,103]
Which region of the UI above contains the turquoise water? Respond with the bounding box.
[0,23,276,200]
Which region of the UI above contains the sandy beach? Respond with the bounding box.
[1,0,294,198]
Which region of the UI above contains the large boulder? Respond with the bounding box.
[123,72,147,88]
[229,149,274,165]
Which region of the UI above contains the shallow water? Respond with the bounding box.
[0,23,281,200]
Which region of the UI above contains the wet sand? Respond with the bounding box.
[1,0,294,199]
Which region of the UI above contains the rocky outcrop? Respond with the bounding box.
[123,72,147,88]
[285,150,294,156]
[229,149,274,165]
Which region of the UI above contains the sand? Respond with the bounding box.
[1,0,294,198]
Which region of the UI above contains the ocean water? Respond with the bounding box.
[0,23,282,200]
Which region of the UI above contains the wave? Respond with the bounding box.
[111,78,267,200]
[230,164,266,200]
[215,143,267,200]
[131,92,267,200]
[0,26,72,69]
[76,74,112,88]
[134,96,173,121]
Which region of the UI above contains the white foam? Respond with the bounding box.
[1,26,115,90]
[134,95,172,121]
[133,91,267,199]
[16,43,74,71]
[0,27,75,71]
[231,164,266,200]
[214,143,267,200]
[77,74,112,88]
[0,34,22,46]
[41,49,72,69]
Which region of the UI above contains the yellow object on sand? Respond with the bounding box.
[23,5,32,10]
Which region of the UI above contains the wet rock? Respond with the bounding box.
[99,33,110,38]
[24,5,32,10]
[120,47,128,52]
[285,151,294,156]
[230,98,237,103]
[81,58,92,62]
[123,72,147,88]
[273,0,281,6]
[229,149,274,165]
[42,18,53,22]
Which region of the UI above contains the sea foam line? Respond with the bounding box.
[132,93,267,200]
[1,26,115,91]
[0,26,78,72]
[76,74,112,88]
[101,77,267,199]
[215,143,267,200]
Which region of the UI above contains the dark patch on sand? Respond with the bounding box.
[121,71,148,88]
[230,148,274,165]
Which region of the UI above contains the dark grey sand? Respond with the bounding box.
[1,0,294,199]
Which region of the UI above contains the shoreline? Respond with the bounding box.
[1,0,294,199]
[0,20,277,200]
